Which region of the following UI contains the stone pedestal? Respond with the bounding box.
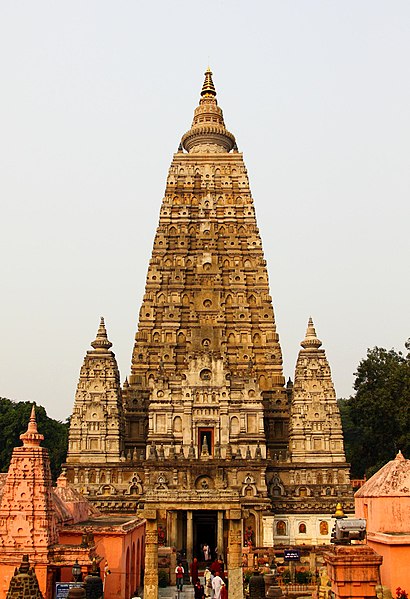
[324,545,383,599]
[143,511,159,599]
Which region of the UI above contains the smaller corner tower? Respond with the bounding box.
[67,317,125,465]
[0,407,58,597]
[289,318,346,465]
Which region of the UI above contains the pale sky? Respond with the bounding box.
[1,1,409,422]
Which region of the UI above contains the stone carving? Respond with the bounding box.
[195,476,214,490]
[242,474,258,497]
[127,474,143,495]
[154,473,169,490]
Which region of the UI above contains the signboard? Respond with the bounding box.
[283,549,300,561]
[55,582,83,598]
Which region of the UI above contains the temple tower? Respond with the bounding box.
[65,70,353,563]
[0,407,58,597]
[289,318,346,464]
[264,319,352,546]
[67,317,125,465]
[124,68,289,460]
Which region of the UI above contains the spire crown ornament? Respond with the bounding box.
[181,67,236,153]
[20,405,44,447]
[201,67,217,97]
[300,317,322,349]
[91,317,112,351]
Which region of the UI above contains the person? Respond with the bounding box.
[203,543,210,561]
[220,581,228,599]
[204,567,213,598]
[212,573,223,599]
[175,562,184,591]
[210,558,222,576]
[194,579,205,599]
[190,557,199,584]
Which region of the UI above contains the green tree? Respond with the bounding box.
[337,397,359,469]
[0,398,69,480]
[344,340,410,478]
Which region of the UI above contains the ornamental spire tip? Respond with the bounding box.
[91,316,112,351]
[201,66,216,97]
[301,317,322,349]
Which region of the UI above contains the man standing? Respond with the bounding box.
[212,573,223,599]
[175,562,184,591]
[190,557,199,584]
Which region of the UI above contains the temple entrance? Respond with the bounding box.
[193,510,217,561]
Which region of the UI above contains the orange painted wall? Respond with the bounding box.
[0,561,50,599]
[58,520,145,599]
[365,540,410,595]
[356,496,410,593]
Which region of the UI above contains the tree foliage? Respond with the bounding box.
[340,340,410,478]
[0,398,68,480]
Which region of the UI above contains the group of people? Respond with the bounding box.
[175,558,228,599]
[203,567,227,599]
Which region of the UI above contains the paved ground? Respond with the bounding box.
[158,585,194,599]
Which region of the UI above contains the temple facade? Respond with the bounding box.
[65,69,353,595]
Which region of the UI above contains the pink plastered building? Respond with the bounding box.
[355,451,410,594]
[0,407,145,599]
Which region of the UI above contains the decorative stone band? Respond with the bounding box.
[181,125,236,153]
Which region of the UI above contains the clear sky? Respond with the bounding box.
[1,1,409,422]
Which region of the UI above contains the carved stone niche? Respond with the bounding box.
[127,473,143,495]
[241,474,258,497]
[96,484,117,496]
[154,473,169,490]
[195,475,214,490]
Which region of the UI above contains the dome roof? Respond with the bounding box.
[355,451,410,497]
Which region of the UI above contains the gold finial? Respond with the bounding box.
[333,502,345,519]
[201,67,216,97]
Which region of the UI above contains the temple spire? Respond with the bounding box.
[20,405,44,447]
[201,67,216,97]
[300,317,322,349]
[91,316,112,351]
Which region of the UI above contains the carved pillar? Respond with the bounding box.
[143,510,158,599]
[217,511,224,559]
[227,510,243,599]
[168,510,178,548]
[187,510,193,562]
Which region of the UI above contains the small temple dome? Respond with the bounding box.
[355,451,410,497]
